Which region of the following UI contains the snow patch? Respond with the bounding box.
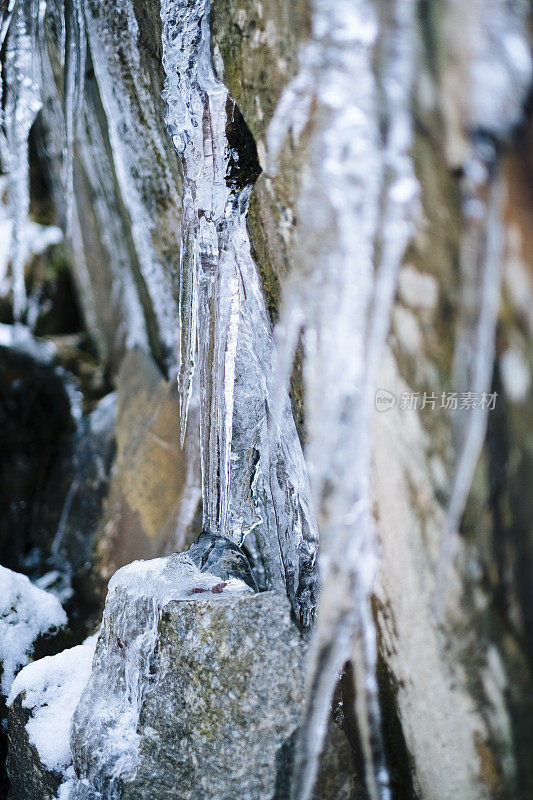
[0,565,67,695]
[7,635,98,772]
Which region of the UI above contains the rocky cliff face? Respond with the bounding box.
[0,1,533,799]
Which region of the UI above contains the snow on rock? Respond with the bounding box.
[7,635,97,772]
[0,566,67,696]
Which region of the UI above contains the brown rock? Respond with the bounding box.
[94,348,198,589]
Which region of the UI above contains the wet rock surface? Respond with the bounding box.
[187,530,259,590]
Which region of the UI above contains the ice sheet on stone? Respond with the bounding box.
[83,0,180,365]
[68,553,252,798]
[0,565,67,695]
[38,25,150,356]
[109,553,253,601]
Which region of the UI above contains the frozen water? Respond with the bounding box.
[68,553,252,798]
[63,0,86,232]
[1,0,45,321]
[267,1,418,798]
[436,0,532,610]
[161,0,319,623]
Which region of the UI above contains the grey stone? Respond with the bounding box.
[69,553,354,800]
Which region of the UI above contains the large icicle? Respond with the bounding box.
[161,0,319,623]
[267,1,418,798]
[63,0,86,232]
[1,0,45,321]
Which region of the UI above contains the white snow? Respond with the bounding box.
[7,634,97,771]
[55,766,77,800]
[0,322,57,362]
[0,565,67,695]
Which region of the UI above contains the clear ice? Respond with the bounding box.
[160,0,319,624]
[1,0,44,321]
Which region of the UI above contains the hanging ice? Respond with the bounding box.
[267,1,418,798]
[63,0,86,232]
[1,0,44,321]
[436,0,533,610]
[161,0,319,624]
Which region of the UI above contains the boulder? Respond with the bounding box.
[68,552,355,800]
[91,349,199,594]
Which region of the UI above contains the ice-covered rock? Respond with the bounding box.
[68,552,354,800]
[6,636,97,800]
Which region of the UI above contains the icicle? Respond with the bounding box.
[267,1,418,798]
[161,0,318,621]
[63,0,86,233]
[2,0,45,322]
[435,146,504,611]
[0,0,16,158]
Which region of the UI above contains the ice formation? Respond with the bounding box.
[1,0,44,321]
[160,0,319,624]
[0,565,67,695]
[437,0,533,608]
[267,2,418,798]
[63,0,86,231]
